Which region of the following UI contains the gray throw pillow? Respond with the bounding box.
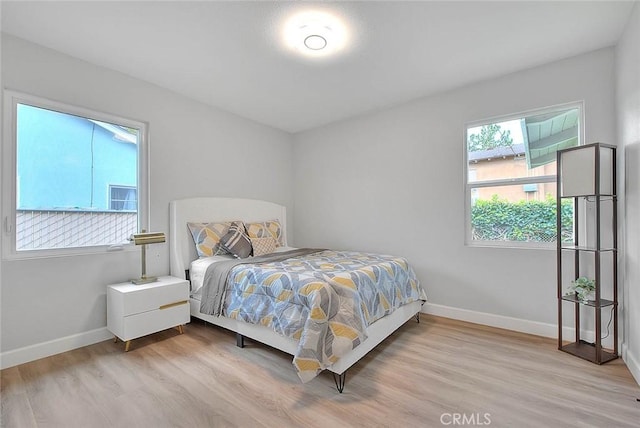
[219,222,252,259]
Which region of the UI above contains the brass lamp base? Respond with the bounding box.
[131,276,158,285]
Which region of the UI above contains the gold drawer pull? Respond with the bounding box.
[159,300,188,310]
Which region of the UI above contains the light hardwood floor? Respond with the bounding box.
[2,315,639,427]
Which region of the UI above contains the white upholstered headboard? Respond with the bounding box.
[169,197,287,279]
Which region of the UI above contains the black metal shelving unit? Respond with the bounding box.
[557,143,618,364]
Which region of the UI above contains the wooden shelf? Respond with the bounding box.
[560,341,618,365]
[557,143,618,365]
[559,194,616,199]
[560,294,615,307]
[560,245,616,252]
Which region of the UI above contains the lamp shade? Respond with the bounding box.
[129,232,165,245]
[559,143,614,197]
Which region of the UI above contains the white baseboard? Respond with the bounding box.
[622,343,640,386]
[0,327,113,370]
[422,302,573,337]
[422,302,575,340]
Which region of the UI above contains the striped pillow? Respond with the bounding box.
[219,222,252,259]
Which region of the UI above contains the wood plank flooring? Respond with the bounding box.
[2,315,639,427]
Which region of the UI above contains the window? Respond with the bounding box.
[465,102,582,247]
[110,186,137,211]
[2,91,148,256]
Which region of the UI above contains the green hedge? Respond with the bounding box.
[471,195,573,242]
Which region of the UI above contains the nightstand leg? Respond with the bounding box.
[113,336,118,343]
[125,341,131,352]
[178,325,184,334]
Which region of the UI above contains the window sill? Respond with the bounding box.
[466,241,556,251]
[2,243,138,261]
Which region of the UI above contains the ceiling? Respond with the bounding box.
[1,1,634,133]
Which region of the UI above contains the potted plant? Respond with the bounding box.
[565,277,596,304]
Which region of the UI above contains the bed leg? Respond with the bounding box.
[332,372,346,393]
[236,333,245,348]
[415,312,420,323]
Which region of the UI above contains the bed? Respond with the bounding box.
[169,197,426,392]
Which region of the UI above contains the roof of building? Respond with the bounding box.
[468,143,525,162]
[89,119,137,144]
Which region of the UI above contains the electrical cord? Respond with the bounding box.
[601,306,615,340]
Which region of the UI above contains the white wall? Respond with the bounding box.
[617,3,640,384]
[293,48,616,336]
[0,35,294,366]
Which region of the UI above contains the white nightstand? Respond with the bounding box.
[107,276,190,351]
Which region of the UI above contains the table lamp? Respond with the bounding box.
[129,230,165,284]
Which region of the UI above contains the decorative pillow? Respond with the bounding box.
[219,222,252,259]
[187,221,233,257]
[251,237,277,256]
[245,219,284,247]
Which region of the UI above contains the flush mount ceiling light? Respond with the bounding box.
[304,34,327,50]
[283,11,348,57]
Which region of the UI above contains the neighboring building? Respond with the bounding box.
[17,104,137,211]
[16,104,138,249]
[467,107,579,205]
[468,143,557,203]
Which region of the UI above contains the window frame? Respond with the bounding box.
[2,90,149,259]
[464,101,584,249]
